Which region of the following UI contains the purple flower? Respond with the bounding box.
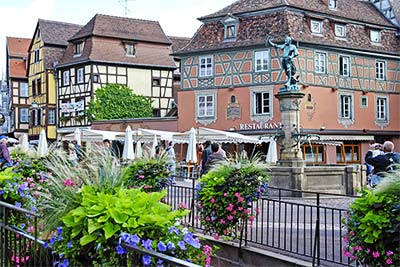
[15,202,22,208]
[156,259,164,267]
[142,255,152,266]
[0,189,4,195]
[49,236,56,245]
[167,241,175,251]
[142,239,153,250]
[183,232,200,248]
[20,223,26,229]
[59,259,69,267]
[168,226,180,235]
[67,241,73,248]
[43,241,49,248]
[178,241,186,250]
[116,244,127,255]
[157,241,167,252]
[57,226,63,235]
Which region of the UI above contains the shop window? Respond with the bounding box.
[302,144,325,163]
[336,144,360,163]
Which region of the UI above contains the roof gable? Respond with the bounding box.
[70,14,171,45]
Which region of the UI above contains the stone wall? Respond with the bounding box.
[269,164,366,196]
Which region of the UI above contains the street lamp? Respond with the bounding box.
[31,100,38,109]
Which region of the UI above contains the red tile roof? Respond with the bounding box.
[168,36,191,53]
[200,0,394,27]
[178,2,399,55]
[59,15,176,68]
[7,37,30,58]
[9,59,27,78]
[38,19,82,46]
[70,14,171,45]
[59,36,176,68]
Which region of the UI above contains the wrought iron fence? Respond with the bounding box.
[0,199,201,267]
[166,178,359,267]
[0,201,53,267]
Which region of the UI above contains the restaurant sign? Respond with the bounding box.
[239,121,282,130]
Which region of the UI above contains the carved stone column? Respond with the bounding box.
[275,91,305,167]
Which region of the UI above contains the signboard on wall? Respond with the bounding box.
[61,100,84,113]
[239,121,282,130]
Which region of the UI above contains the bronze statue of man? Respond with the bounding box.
[267,36,299,90]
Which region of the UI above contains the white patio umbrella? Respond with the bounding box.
[135,141,143,158]
[151,135,157,157]
[265,139,278,164]
[37,130,48,157]
[20,134,29,151]
[185,127,197,164]
[122,126,135,160]
[73,128,82,146]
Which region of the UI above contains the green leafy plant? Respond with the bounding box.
[87,84,153,121]
[195,152,269,240]
[123,153,172,192]
[343,169,400,266]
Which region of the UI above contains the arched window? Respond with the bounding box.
[231,95,236,103]
[307,93,312,102]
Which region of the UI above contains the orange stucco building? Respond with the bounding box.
[174,0,400,165]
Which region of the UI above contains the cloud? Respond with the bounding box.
[0,0,55,76]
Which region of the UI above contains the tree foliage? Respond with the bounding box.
[87,84,153,121]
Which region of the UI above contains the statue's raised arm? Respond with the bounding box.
[266,36,277,48]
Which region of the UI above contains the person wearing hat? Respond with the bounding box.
[0,135,13,168]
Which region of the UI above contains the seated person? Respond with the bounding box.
[203,143,226,174]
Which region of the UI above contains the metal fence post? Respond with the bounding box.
[312,193,321,266]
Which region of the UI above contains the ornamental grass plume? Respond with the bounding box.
[40,146,127,232]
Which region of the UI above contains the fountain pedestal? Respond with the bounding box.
[275,90,305,168]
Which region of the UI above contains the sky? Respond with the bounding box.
[0,0,235,77]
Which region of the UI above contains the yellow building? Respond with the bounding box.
[27,19,81,141]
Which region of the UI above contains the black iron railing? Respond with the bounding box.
[0,197,201,267]
[0,201,53,267]
[166,178,358,267]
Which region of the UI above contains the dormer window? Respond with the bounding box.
[74,41,84,56]
[370,29,381,43]
[125,43,136,56]
[334,24,346,38]
[222,14,239,41]
[225,25,237,39]
[310,20,323,35]
[328,0,337,10]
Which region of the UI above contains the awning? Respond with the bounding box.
[318,135,375,141]
[174,127,259,144]
[62,129,124,142]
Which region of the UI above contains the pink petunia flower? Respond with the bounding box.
[227,215,234,221]
[227,204,234,211]
[344,250,351,257]
[223,193,227,197]
[214,234,219,240]
[386,251,394,256]
[386,258,392,265]
[63,178,76,187]
[372,251,380,258]
[211,198,215,204]
[353,246,362,251]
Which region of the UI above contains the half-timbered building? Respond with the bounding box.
[175,0,400,165]
[27,19,81,141]
[6,37,31,138]
[56,14,176,136]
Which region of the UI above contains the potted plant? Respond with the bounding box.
[122,153,173,192]
[343,170,399,267]
[195,152,269,241]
